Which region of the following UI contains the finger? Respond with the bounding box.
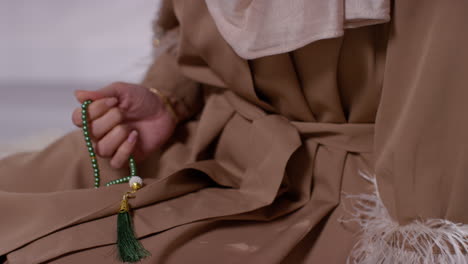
[72,97,118,127]
[95,124,129,158]
[110,130,138,169]
[74,82,129,103]
[74,90,106,104]
[89,107,123,139]
[130,148,145,163]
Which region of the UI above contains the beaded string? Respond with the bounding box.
[82,100,148,262]
[81,99,137,188]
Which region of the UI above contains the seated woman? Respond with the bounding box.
[1,0,467,263]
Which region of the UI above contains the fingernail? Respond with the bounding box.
[128,130,138,143]
[75,89,89,96]
[106,97,118,107]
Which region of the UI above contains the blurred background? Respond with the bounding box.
[0,0,161,157]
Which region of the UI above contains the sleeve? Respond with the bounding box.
[140,0,203,123]
[348,1,468,263]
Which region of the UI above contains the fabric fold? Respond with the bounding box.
[204,0,390,59]
[4,89,377,262]
[4,92,303,262]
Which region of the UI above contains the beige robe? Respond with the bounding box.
[1,0,467,263]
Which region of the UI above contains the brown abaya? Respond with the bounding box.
[1,0,467,263]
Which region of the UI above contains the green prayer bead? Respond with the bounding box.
[81,100,139,188]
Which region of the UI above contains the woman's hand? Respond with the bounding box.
[71,82,177,168]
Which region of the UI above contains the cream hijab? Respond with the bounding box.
[205,0,390,59]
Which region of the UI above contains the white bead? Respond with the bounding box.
[129,176,143,188]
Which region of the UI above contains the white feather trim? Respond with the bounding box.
[342,170,468,264]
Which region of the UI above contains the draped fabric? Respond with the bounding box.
[204,0,390,59]
[1,0,468,263]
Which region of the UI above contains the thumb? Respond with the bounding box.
[74,83,121,103]
[74,90,106,103]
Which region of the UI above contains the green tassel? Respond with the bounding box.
[117,194,150,263]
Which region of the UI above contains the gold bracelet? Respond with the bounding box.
[148,87,179,123]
